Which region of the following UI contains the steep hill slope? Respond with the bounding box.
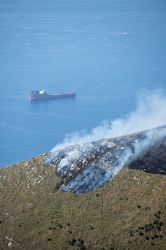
[0,127,166,250]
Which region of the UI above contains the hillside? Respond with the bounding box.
[0,127,166,250]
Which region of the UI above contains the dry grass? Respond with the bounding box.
[0,154,166,250]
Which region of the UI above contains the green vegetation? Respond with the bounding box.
[129,208,165,247]
[68,238,77,246]
[0,154,166,249]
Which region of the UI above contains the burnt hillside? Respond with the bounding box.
[128,135,166,174]
[45,125,166,193]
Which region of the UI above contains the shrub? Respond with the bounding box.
[77,239,86,249]
[153,219,159,225]
[154,212,160,219]
[78,244,86,249]
[78,239,84,244]
[68,238,77,246]
[129,230,134,236]
[144,223,154,232]
[139,231,144,236]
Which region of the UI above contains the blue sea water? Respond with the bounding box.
[0,0,166,167]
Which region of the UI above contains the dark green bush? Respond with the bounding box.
[153,219,160,225]
[139,231,144,236]
[68,238,77,246]
[77,239,86,249]
[154,212,160,219]
[144,223,154,232]
[138,226,144,230]
[78,239,84,244]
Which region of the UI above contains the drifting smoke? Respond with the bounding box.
[45,125,166,193]
[45,90,166,193]
[52,89,166,151]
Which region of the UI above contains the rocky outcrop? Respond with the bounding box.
[45,125,166,193]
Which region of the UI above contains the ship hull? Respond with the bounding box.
[29,91,76,100]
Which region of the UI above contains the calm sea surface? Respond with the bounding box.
[0,0,166,167]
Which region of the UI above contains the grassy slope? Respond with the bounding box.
[0,155,166,250]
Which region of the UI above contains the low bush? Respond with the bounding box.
[68,238,77,246]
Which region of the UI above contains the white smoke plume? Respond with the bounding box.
[45,89,166,193]
[47,125,166,193]
[52,89,166,151]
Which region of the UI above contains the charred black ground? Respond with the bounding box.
[45,125,166,193]
[128,135,166,174]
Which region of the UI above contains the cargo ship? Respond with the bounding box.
[29,89,76,100]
